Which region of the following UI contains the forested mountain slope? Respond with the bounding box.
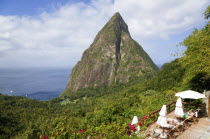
[64,12,158,93]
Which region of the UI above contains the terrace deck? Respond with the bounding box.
[146,111,210,138]
[177,117,210,139]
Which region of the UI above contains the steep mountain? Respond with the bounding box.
[65,12,158,92]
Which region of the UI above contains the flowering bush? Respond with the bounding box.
[138,122,142,126]
[49,122,131,138]
[41,136,49,139]
[77,130,83,133]
[128,123,136,131]
[143,116,148,119]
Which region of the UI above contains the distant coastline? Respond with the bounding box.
[0,67,71,101]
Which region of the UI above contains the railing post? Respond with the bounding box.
[169,104,171,112]
[174,103,175,111]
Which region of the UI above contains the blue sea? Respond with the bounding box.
[0,68,71,101]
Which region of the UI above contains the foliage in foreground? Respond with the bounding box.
[0,83,175,139]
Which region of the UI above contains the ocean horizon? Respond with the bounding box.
[0,67,71,101]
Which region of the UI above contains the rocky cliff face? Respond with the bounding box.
[66,12,159,92]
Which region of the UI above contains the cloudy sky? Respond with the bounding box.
[0,0,209,68]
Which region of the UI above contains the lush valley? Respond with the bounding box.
[0,79,175,138]
[0,5,210,139]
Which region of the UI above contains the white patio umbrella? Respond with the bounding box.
[131,116,138,125]
[157,105,168,136]
[157,105,167,127]
[175,97,184,117]
[175,90,206,99]
[131,116,140,132]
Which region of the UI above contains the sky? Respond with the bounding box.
[0,0,209,68]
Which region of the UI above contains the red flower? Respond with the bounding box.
[78,130,83,133]
[143,116,148,119]
[127,131,131,135]
[41,137,49,139]
[138,122,142,126]
[129,124,136,131]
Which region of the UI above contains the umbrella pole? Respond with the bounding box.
[163,127,164,135]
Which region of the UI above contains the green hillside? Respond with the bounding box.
[0,82,175,139]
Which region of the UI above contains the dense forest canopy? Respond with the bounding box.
[179,9,210,92]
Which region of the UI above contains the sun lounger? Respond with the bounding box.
[147,131,160,138]
[185,114,198,125]
[147,128,168,139]
[166,118,189,138]
[166,123,183,139]
[147,124,178,139]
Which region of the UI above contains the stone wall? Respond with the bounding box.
[204,90,210,118]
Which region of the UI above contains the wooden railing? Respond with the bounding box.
[138,101,176,126]
[182,102,202,111]
[182,102,202,106]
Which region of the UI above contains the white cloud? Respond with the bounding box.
[115,0,208,40]
[0,0,209,68]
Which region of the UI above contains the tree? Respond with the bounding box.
[179,5,210,91]
[189,72,210,92]
[204,5,210,19]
